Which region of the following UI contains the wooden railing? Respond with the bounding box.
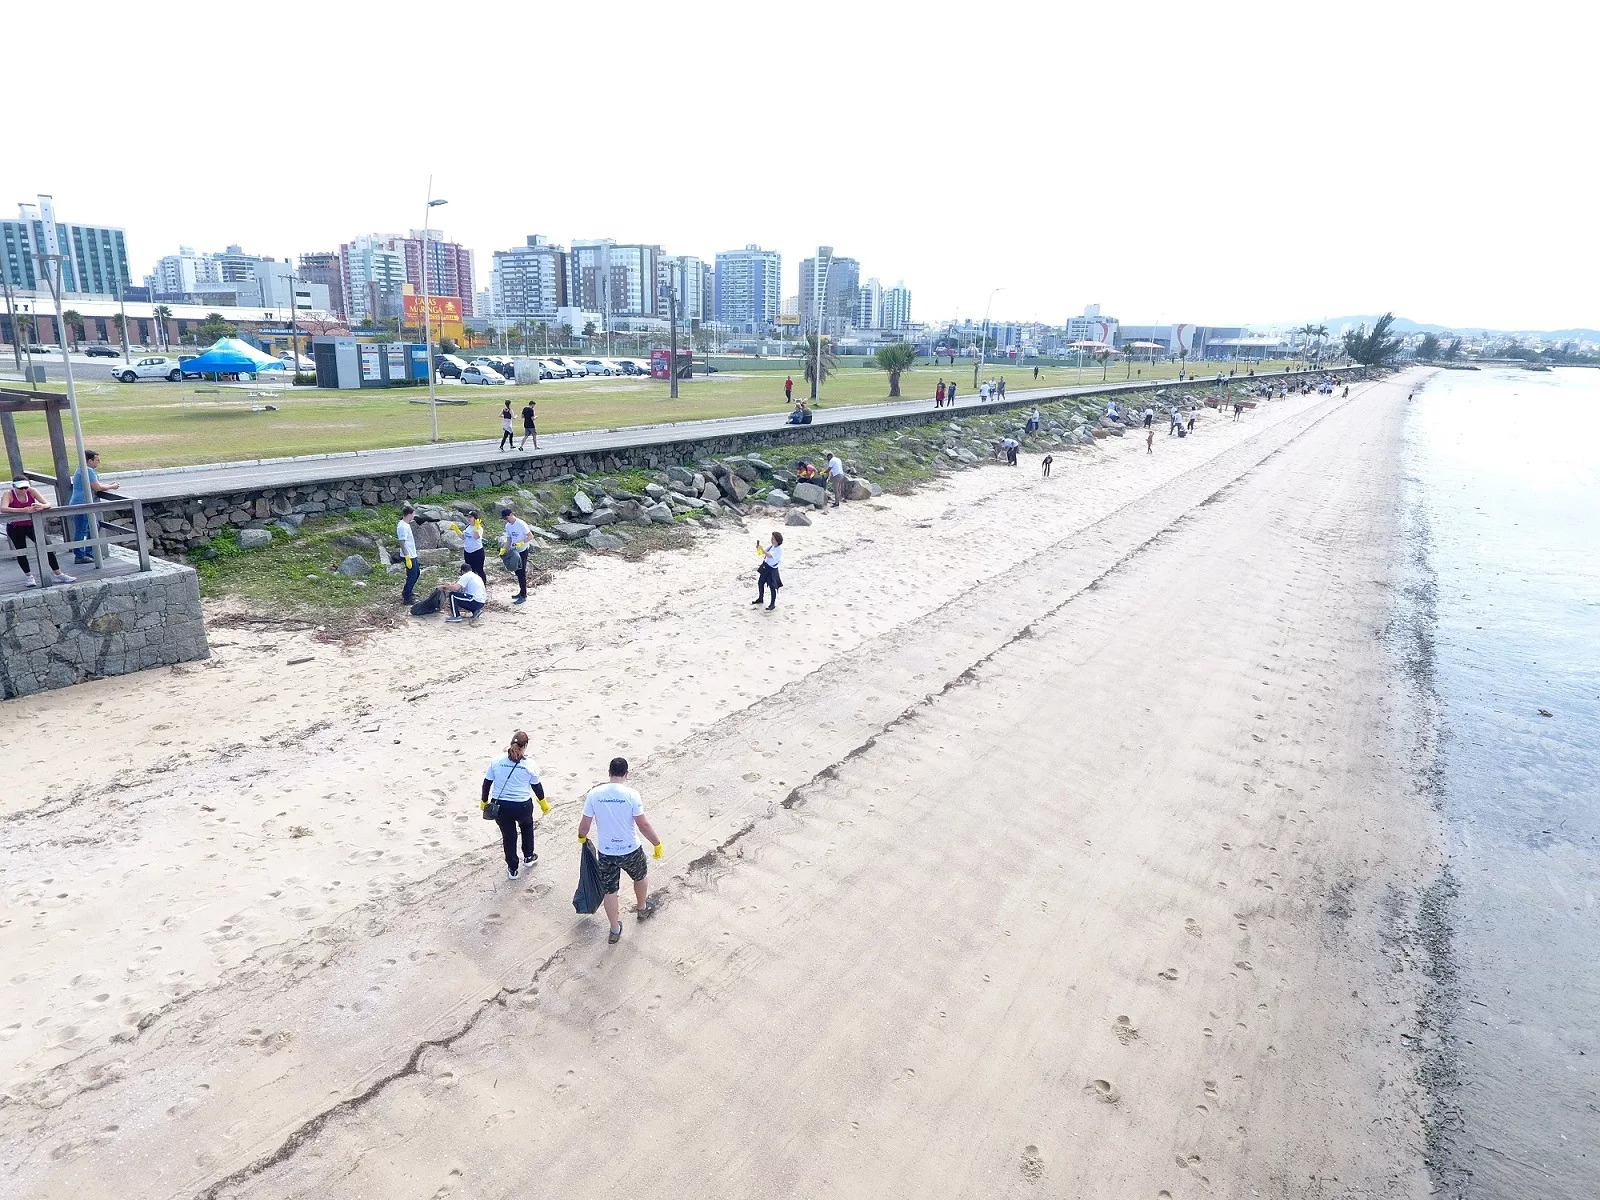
[12,494,151,586]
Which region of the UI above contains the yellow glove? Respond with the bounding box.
[653,842,664,860]
[537,797,550,815]
[404,556,413,568]
[578,834,587,843]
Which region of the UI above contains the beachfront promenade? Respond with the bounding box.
[110,369,1325,503]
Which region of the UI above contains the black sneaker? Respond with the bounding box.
[506,864,519,881]
[513,594,527,604]
[522,853,538,867]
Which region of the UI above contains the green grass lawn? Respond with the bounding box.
[6,358,1304,472]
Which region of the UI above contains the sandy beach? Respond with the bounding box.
[1,373,1445,1198]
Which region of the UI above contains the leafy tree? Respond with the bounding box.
[582,320,597,341]
[1095,348,1112,380]
[1341,313,1404,369]
[1417,332,1441,361]
[870,342,917,397]
[196,312,237,345]
[802,332,837,398]
[62,309,83,350]
[1441,336,1462,362]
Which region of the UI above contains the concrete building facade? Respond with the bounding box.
[713,244,782,332]
[491,235,569,321]
[1,195,131,299]
[798,246,859,339]
[882,282,912,330]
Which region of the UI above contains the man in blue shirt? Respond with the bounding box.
[69,451,117,564]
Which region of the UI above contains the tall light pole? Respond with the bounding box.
[422,182,448,442]
[976,287,1003,389]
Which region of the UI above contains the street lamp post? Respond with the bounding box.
[39,249,96,560]
[975,287,1003,389]
[422,182,448,442]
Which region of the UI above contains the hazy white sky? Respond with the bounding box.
[6,1,1594,331]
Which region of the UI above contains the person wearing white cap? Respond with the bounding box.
[3,478,74,587]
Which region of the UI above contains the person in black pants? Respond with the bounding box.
[481,731,548,880]
[499,403,515,451]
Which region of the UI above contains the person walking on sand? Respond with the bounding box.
[1041,454,1053,478]
[1143,406,1154,428]
[1147,428,1154,455]
[500,504,532,604]
[785,375,794,403]
[826,451,846,507]
[519,400,538,450]
[499,402,515,451]
[4,478,74,586]
[578,757,663,944]
[482,730,549,880]
[397,504,421,605]
[752,530,783,610]
[1186,409,1197,435]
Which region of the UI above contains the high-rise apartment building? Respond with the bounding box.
[339,236,408,325]
[491,235,568,320]
[1,195,131,298]
[399,231,474,318]
[297,252,345,318]
[150,247,220,296]
[882,282,912,330]
[856,278,883,330]
[713,244,782,332]
[798,246,859,338]
[660,254,711,324]
[568,240,660,324]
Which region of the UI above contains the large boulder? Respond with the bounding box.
[844,477,873,501]
[333,532,378,552]
[765,489,790,507]
[644,482,666,500]
[585,529,625,551]
[784,510,812,527]
[665,465,694,486]
[450,500,480,517]
[700,477,722,500]
[238,528,273,550]
[414,504,451,522]
[645,502,675,525]
[791,481,827,508]
[572,490,594,515]
[413,520,442,550]
[440,526,464,551]
[731,462,760,483]
[727,475,752,502]
[336,554,371,577]
[746,455,775,475]
[554,521,592,540]
[416,547,454,567]
[586,508,620,526]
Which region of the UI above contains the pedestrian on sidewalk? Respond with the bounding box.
[499,403,515,451]
[442,563,487,622]
[462,512,487,584]
[482,730,549,880]
[519,400,538,450]
[69,450,116,564]
[947,381,957,406]
[397,504,421,605]
[500,504,532,604]
[3,479,73,586]
[578,757,663,944]
[936,379,946,407]
[826,452,846,507]
[752,531,783,610]
[999,377,1007,398]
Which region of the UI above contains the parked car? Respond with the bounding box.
[580,358,616,376]
[114,355,184,382]
[460,364,507,385]
[85,344,120,358]
[539,358,573,378]
[614,358,649,375]
[547,356,586,376]
[434,353,469,378]
[25,343,49,354]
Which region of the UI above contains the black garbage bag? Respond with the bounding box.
[410,587,444,616]
[573,839,603,915]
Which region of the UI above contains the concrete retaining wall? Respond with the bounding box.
[136,370,1355,556]
[0,556,209,698]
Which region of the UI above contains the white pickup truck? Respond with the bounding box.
[114,355,184,382]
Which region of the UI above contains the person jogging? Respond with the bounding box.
[578,757,663,944]
[482,730,549,880]
[499,403,515,451]
[396,504,421,605]
[752,530,783,610]
[500,504,533,604]
[519,400,538,450]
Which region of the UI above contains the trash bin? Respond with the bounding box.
[25,365,46,384]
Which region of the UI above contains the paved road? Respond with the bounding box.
[110,368,1329,502]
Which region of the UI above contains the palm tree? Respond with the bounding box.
[153,304,173,349]
[61,309,83,351]
[870,343,917,397]
[802,332,837,399]
[1095,348,1111,380]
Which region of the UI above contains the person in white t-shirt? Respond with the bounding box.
[826,452,846,507]
[577,756,663,944]
[396,504,420,605]
[442,565,486,622]
[752,530,783,610]
[499,504,532,604]
[480,730,549,879]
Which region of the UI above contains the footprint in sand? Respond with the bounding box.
[1113,1016,1140,1045]
[1019,1144,1045,1182]
[1185,919,1202,939]
[1084,1079,1120,1104]
[1157,967,1178,981]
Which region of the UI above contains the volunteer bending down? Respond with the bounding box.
[577,756,662,944]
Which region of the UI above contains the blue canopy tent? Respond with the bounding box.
[179,337,287,377]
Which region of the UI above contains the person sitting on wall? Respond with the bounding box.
[787,402,807,425]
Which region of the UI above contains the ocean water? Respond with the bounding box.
[1405,367,1600,1198]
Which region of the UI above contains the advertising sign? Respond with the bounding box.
[360,346,381,381]
[402,294,463,324]
[386,343,407,379]
[649,348,670,380]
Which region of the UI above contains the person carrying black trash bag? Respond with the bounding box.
[577,757,663,945]
[481,730,548,880]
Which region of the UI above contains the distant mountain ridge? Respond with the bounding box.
[1306,315,1600,341]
